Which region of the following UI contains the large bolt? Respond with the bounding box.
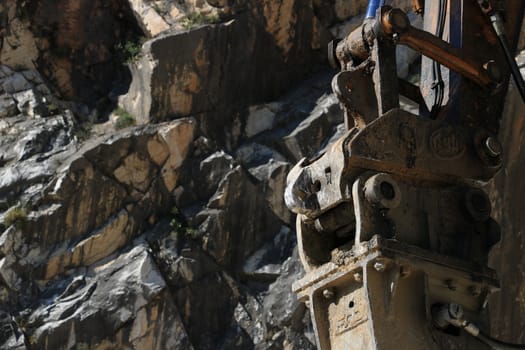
[353,272,363,282]
[374,261,386,272]
[474,132,502,167]
[384,8,410,34]
[484,136,502,158]
[483,61,502,83]
[323,288,335,300]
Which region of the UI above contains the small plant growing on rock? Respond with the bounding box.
[47,102,59,114]
[114,107,135,129]
[75,122,93,141]
[28,335,36,345]
[181,12,220,30]
[76,343,89,350]
[116,37,145,64]
[4,206,27,230]
[170,207,202,241]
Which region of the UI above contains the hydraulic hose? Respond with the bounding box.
[432,303,525,350]
[477,333,525,350]
[489,13,525,103]
[365,0,383,19]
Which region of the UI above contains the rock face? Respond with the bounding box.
[0,0,142,108]
[27,245,193,350]
[127,0,220,36]
[0,66,73,211]
[4,118,196,286]
[120,0,331,147]
[199,165,282,268]
[0,59,339,348]
[283,93,343,161]
[1,1,524,349]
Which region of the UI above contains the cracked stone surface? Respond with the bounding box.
[1,1,524,349]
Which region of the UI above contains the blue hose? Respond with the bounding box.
[365,0,383,19]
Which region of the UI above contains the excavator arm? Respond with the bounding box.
[285,1,525,349]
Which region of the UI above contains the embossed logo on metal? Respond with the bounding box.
[430,127,465,159]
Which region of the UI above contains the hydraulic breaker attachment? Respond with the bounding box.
[286,1,525,349]
[293,236,499,350]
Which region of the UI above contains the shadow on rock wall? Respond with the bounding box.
[120,0,332,149]
[0,0,143,114]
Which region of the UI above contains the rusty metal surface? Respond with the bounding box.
[285,108,502,219]
[458,0,510,133]
[336,25,370,66]
[332,63,378,128]
[293,236,496,350]
[399,26,495,86]
[292,168,499,270]
[286,1,525,349]
[487,70,525,344]
[372,7,400,116]
[380,7,495,87]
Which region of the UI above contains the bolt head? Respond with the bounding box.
[374,261,386,272]
[322,288,335,299]
[483,61,502,82]
[392,33,399,43]
[388,8,410,32]
[353,272,362,282]
[485,137,502,158]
